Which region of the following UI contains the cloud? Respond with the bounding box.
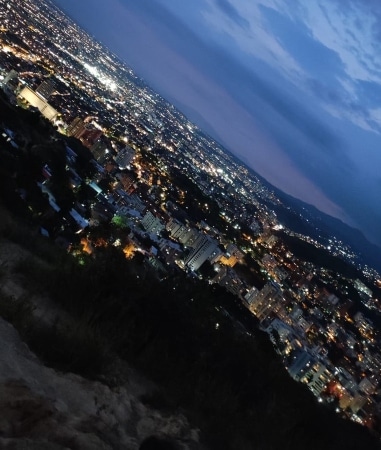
[213,0,250,29]
[200,0,381,134]
[293,1,381,93]
[202,0,304,81]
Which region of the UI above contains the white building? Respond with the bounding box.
[249,282,283,322]
[141,211,165,235]
[300,361,333,397]
[184,234,218,272]
[18,86,58,121]
[114,145,135,169]
[244,286,259,306]
[166,218,199,247]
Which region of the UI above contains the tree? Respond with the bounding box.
[111,214,129,229]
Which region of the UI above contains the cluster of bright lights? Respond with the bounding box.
[83,62,117,91]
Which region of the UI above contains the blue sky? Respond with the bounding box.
[53,0,381,247]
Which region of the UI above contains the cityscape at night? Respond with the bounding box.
[1,1,381,449]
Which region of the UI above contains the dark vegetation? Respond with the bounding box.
[1,96,380,449]
[277,231,381,299]
[164,165,242,241]
[0,90,95,234]
[169,168,222,225]
[235,253,267,289]
[278,232,359,278]
[271,190,381,273]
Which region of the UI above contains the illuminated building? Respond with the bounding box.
[288,349,315,382]
[184,234,218,272]
[18,86,58,121]
[262,253,277,271]
[350,394,367,414]
[114,145,135,169]
[141,211,165,235]
[35,79,56,100]
[359,377,377,396]
[79,127,103,149]
[244,286,259,306]
[1,69,18,87]
[249,218,261,234]
[166,219,199,247]
[300,361,333,396]
[90,138,109,163]
[354,279,373,298]
[166,218,184,237]
[249,282,284,322]
[66,117,85,137]
[181,229,200,247]
[219,243,244,267]
[212,266,245,297]
[262,234,278,249]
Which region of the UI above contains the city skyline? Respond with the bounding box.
[1,1,381,440]
[53,0,381,248]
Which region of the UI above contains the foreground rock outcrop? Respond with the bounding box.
[0,316,203,449]
[0,236,203,449]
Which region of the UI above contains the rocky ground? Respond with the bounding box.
[0,238,205,450]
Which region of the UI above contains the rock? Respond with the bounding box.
[0,438,69,449]
[0,316,204,449]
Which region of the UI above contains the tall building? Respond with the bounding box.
[1,69,18,87]
[141,211,165,235]
[166,219,196,245]
[66,117,85,137]
[114,145,135,169]
[215,267,245,297]
[184,234,218,272]
[90,138,109,163]
[181,228,199,247]
[166,218,183,236]
[300,361,333,396]
[249,218,261,235]
[79,125,103,149]
[35,79,56,100]
[249,282,284,322]
[288,349,315,382]
[244,286,259,306]
[358,377,377,396]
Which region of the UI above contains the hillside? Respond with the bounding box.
[0,206,380,450]
[274,190,381,273]
[0,212,202,450]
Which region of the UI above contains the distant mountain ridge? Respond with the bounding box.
[192,129,381,273]
[211,144,380,273]
[272,189,381,274]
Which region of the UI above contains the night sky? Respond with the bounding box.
[52,0,381,247]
